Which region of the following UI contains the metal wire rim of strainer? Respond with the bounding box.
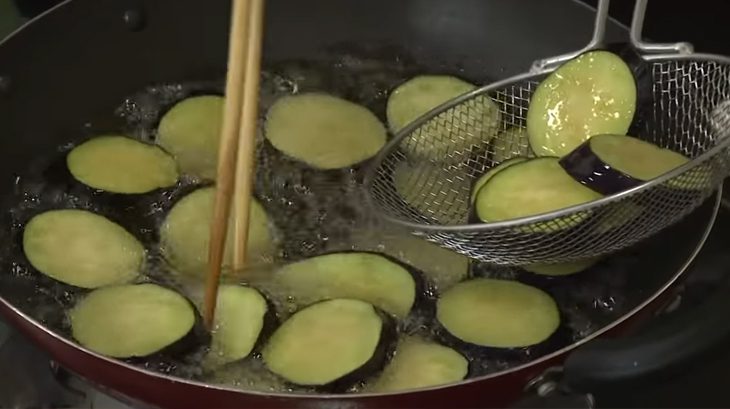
[363,52,730,265]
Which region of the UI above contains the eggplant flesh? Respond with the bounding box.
[369,336,468,392]
[436,278,560,349]
[261,298,397,392]
[526,50,637,158]
[206,285,275,367]
[271,252,418,319]
[69,283,200,359]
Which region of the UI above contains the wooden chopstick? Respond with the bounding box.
[203,0,265,329]
[232,0,265,271]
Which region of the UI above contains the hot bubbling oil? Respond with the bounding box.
[3,51,630,394]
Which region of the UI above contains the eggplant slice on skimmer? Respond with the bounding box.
[473,157,603,231]
[527,50,637,158]
[559,134,691,195]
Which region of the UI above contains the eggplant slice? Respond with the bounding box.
[207,285,271,366]
[264,93,387,169]
[67,135,179,194]
[474,157,603,231]
[470,157,528,204]
[527,50,637,157]
[70,283,196,358]
[160,187,275,277]
[157,95,224,180]
[23,209,144,289]
[262,298,393,390]
[377,235,469,292]
[369,336,468,392]
[387,75,500,162]
[272,252,417,319]
[559,134,690,195]
[436,278,560,348]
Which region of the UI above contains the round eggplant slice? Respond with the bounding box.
[470,157,528,204]
[387,75,500,162]
[70,283,196,358]
[264,93,387,169]
[262,298,392,389]
[160,187,275,277]
[370,336,468,392]
[67,135,179,194]
[157,95,224,180]
[392,160,471,225]
[272,252,417,319]
[559,134,690,195]
[381,235,469,292]
[474,157,603,231]
[208,285,271,366]
[387,75,477,133]
[347,231,469,292]
[523,257,600,276]
[436,278,560,348]
[527,50,637,157]
[23,209,144,289]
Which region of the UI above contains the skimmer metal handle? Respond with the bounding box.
[629,0,693,54]
[531,0,693,74]
[530,0,610,73]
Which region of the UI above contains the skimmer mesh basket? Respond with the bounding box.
[366,56,730,265]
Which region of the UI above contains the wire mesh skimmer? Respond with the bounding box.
[364,0,730,265]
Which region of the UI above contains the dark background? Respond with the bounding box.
[583,0,730,54]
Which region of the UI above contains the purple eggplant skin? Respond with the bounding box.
[559,139,644,196]
[602,42,653,137]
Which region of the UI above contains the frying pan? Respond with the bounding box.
[0,0,729,408]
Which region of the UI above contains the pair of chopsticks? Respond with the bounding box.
[203,0,266,329]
